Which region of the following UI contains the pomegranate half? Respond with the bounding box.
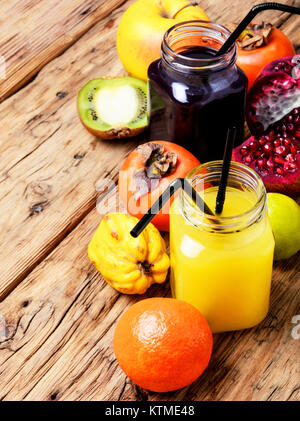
[233,56,300,197]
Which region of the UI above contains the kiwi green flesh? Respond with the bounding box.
[77,77,148,137]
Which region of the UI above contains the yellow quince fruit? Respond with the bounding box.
[88,213,170,294]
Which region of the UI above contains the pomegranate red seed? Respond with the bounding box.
[274,156,285,165]
[263,143,273,154]
[290,144,297,155]
[274,139,281,147]
[258,138,266,145]
[267,158,274,169]
[257,159,264,167]
[283,138,291,146]
[276,167,284,175]
[275,146,287,156]
[286,153,295,162]
[287,123,294,132]
[240,146,248,156]
[288,162,297,170]
[248,141,258,151]
[245,154,252,163]
[254,149,261,158]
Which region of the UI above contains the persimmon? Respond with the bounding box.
[233,23,295,89]
[118,141,200,232]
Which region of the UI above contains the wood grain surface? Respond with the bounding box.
[0,0,299,401]
[0,0,127,102]
[0,2,141,299]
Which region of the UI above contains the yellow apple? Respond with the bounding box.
[117,0,209,81]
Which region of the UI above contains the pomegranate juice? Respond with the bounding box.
[148,44,248,162]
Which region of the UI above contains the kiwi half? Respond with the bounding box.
[77,76,148,140]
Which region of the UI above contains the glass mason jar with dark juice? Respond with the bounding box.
[148,21,248,162]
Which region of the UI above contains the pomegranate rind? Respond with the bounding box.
[246,56,300,137]
[243,56,300,197]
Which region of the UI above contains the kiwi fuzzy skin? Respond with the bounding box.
[77,75,148,140]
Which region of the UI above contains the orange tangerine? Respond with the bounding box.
[113,297,213,392]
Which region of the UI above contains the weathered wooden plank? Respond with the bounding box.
[0,187,299,401]
[0,0,127,102]
[0,3,140,300]
[204,0,296,26]
[279,12,300,53]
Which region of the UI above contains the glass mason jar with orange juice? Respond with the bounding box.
[170,161,275,333]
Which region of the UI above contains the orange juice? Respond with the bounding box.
[170,162,275,333]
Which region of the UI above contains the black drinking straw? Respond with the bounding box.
[215,127,237,215]
[216,2,300,57]
[130,177,214,238]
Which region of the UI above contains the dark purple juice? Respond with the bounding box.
[148,45,248,162]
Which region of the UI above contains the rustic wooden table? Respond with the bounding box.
[0,0,299,401]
